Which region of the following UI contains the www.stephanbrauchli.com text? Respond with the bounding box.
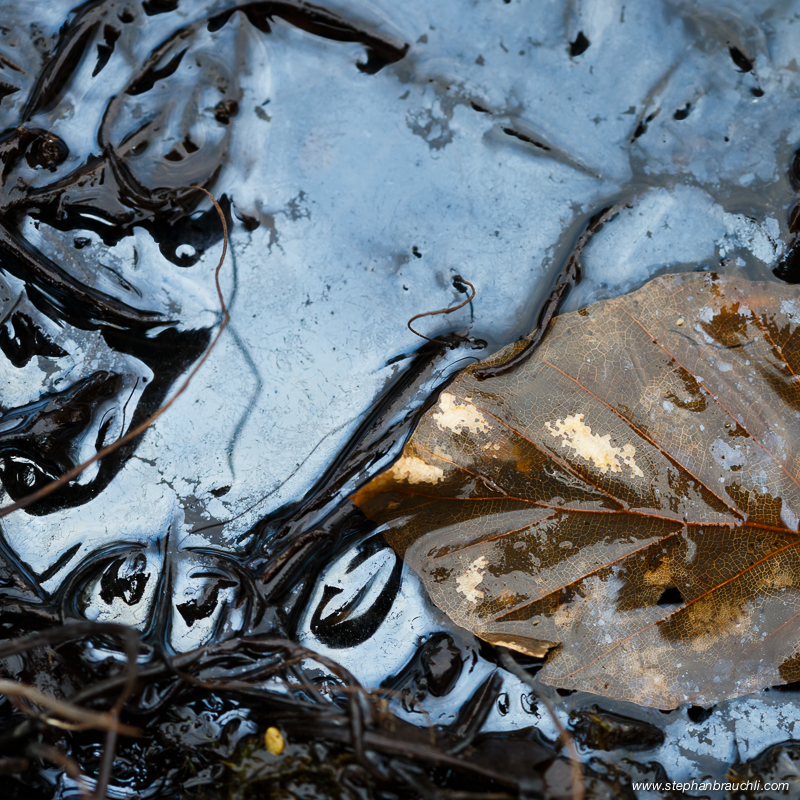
[631,780,789,792]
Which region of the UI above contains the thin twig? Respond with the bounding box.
[408,276,476,343]
[0,186,229,518]
[93,728,118,800]
[94,615,143,800]
[0,680,139,735]
[0,620,139,660]
[475,200,629,380]
[46,630,547,795]
[27,742,92,800]
[0,616,143,800]
[498,649,584,800]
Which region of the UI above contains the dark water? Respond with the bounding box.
[1,0,800,797]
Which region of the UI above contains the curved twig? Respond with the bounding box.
[0,620,139,660]
[0,680,139,735]
[0,187,229,519]
[475,200,630,380]
[408,276,476,344]
[0,621,142,798]
[26,742,92,800]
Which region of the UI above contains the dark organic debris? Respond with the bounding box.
[475,200,629,380]
[0,609,574,799]
[569,706,665,752]
[729,45,754,73]
[569,32,590,58]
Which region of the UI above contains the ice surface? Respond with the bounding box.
[2,0,800,789]
[4,0,799,567]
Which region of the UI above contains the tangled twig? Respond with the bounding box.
[55,631,560,795]
[0,621,143,799]
[0,680,139,735]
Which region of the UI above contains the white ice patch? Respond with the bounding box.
[728,698,800,762]
[566,186,784,312]
[698,306,715,323]
[781,298,800,323]
[709,438,746,470]
[655,714,737,781]
[717,214,783,265]
[781,504,800,532]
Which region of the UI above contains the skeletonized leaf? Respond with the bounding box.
[352,272,800,709]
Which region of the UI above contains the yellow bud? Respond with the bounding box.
[265,726,284,755]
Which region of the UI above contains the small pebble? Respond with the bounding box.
[676,317,684,326]
[265,726,285,755]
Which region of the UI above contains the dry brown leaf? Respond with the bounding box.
[352,272,800,709]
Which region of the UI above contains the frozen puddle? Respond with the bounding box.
[2,0,800,794]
